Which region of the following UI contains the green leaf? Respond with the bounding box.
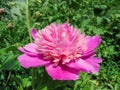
[17,85,23,90]
[0,51,21,71]
[36,70,66,90]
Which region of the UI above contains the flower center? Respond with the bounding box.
[35,23,86,65]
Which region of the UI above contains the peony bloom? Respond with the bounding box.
[18,23,102,80]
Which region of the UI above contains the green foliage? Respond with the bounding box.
[0,0,120,90]
[0,0,14,21]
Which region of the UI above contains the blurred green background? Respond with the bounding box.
[0,0,120,90]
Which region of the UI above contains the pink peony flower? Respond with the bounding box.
[18,23,102,80]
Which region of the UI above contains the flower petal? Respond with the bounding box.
[67,57,102,73]
[31,28,37,39]
[18,47,38,56]
[85,57,102,73]
[81,50,95,59]
[23,43,38,53]
[85,36,102,52]
[45,64,79,80]
[18,54,50,68]
[18,43,39,56]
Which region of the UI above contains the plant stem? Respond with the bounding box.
[5,71,11,86]
[26,0,32,42]
[32,68,35,90]
[26,0,35,90]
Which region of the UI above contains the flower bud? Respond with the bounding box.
[0,8,4,14]
[35,11,41,17]
[7,23,13,29]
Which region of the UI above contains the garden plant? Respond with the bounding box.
[0,0,120,90]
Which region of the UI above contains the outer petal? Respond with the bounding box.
[85,57,102,73]
[45,64,79,80]
[85,36,102,52]
[31,28,37,39]
[18,43,39,56]
[18,54,50,68]
[81,50,95,59]
[18,47,38,56]
[67,57,102,74]
[23,43,38,53]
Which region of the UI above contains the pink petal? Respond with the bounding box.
[45,64,79,80]
[31,28,37,39]
[23,43,38,53]
[67,57,102,73]
[18,54,50,68]
[85,57,102,73]
[81,50,95,58]
[67,59,94,73]
[85,36,102,52]
[18,47,38,56]
[18,43,39,56]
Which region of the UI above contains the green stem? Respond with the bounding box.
[26,0,35,90]
[26,0,32,42]
[32,68,35,90]
[5,71,11,86]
